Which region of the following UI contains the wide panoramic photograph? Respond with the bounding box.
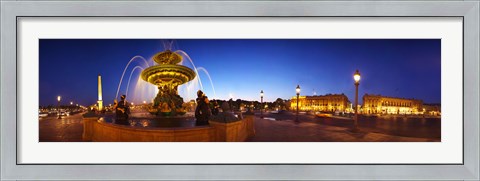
[39,39,441,142]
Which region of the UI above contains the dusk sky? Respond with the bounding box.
[39,39,441,106]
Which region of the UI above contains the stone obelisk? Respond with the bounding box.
[97,74,103,111]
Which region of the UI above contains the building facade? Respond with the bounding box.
[423,103,441,116]
[291,93,351,113]
[362,94,423,115]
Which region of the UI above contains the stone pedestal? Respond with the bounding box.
[82,117,97,141]
[209,115,255,142]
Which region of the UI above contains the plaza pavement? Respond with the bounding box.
[39,114,84,142]
[39,113,438,142]
[247,117,437,142]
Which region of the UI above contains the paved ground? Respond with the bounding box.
[259,112,441,140]
[247,116,437,142]
[39,114,84,142]
[39,111,439,142]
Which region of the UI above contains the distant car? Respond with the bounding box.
[57,112,70,116]
[39,113,48,118]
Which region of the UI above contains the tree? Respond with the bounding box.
[275,98,286,110]
[235,99,242,110]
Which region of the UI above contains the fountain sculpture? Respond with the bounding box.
[141,50,196,116]
[82,47,255,142]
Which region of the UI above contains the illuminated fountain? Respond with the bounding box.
[140,50,196,116]
[83,44,256,141]
[112,40,217,118]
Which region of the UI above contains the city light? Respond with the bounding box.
[295,85,301,123]
[57,96,61,119]
[260,90,264,118]
[353,70,361,131]
[354,70,361,83]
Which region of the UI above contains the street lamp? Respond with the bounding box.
[353,70,361,131]
[296,85,301,123]
[57,96,61,119]
[260,90,264,118]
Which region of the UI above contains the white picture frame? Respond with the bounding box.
[1,0,479,180]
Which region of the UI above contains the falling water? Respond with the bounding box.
[130,76,156,104]
[196,67,217,99]
[162,40,176,51]
[115,56,150,99]
[116,43,216,104]
[175,50,204,90]
[125,66,144,99]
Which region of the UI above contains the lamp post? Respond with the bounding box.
[57,96,61,119]
[296,85,301,123]
[260,90,264,118]
[353,70,361,131]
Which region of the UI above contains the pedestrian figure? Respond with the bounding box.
[212,101,220,115]
[195,90,212,126]
[116,95,130,121]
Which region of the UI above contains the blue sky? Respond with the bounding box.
[40,39,441,106]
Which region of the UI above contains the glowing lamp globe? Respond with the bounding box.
[353,70,361,83]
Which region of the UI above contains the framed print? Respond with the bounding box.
[1,0,479,180]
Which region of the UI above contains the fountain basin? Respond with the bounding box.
[140,64,196,87]
[82,115,255,142]
[105,115,196,128]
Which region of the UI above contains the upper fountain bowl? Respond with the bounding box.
[140,64,196,87]
[153,50,182,65]
[141,50,196,88]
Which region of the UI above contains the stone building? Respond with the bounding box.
[291,93,350,112]
[423,103,441,116]
[362,94,423,115]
